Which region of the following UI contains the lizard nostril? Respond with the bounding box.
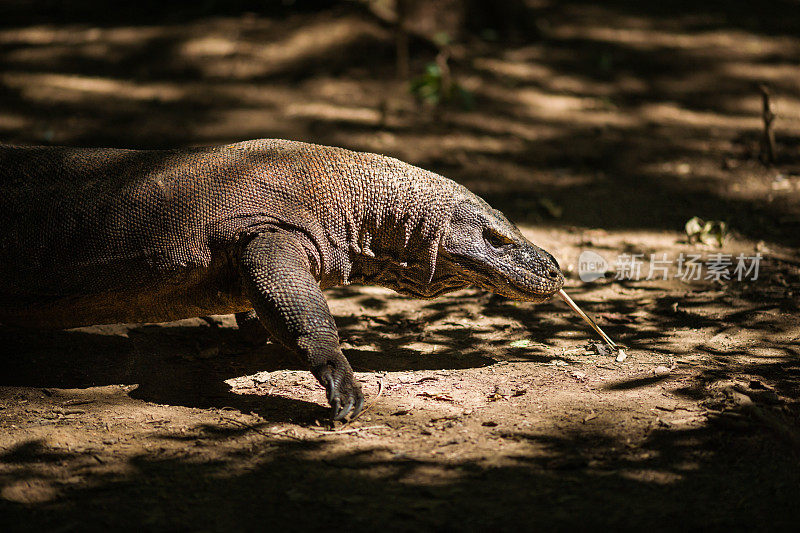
[547,269,558,279]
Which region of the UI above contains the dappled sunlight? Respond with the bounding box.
[5,367,794,525]
[1,72,187,103]
[178,16,388,79]
[550,25,800,58]
[480,83,638,128]
[285,102,381,124]
[0,25,168,46]
[637,101,762,130]
[0,112,31,132]
[1,0,800,529]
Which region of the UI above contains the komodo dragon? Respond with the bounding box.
[0,139,564,420]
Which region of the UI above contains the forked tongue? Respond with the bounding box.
[558,289,627,361]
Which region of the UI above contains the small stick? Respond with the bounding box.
[558,289,618,349]
[220,416,305,441]
[435,49,452,97]
[311,425,390,435]
[759,83,776,166]
[346,373,386,424]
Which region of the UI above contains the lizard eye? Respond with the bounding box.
[485,230,514,250]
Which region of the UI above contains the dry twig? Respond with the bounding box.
[759,84,776,165]
[311,425,390,435]
[348,374,386,424]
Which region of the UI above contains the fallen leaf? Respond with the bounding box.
[587,343,614,356]
[417,392,455,402]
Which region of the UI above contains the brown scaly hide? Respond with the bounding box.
[0,139,463,327]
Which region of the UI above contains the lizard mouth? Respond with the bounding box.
[452,255,562,301]
[502,276,562,302]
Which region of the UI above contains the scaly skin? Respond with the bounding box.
[0,139,564,420]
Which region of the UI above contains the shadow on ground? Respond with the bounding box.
[0,414,798,531]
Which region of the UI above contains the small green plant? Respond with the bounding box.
[409,63,474,110]
[685,216,729,247]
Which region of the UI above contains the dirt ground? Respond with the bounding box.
[1,1,800,531]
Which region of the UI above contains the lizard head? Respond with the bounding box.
[440,195,565,302]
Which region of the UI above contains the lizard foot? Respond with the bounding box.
[314,364,364,421]
[235,310,270,347]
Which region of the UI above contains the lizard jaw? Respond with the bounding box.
[446,253,564,302]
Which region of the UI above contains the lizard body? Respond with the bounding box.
[0,139,564,419]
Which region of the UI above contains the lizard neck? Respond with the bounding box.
[340,155,464,295]
[242,141,465,294]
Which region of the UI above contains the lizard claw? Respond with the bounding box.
[314,363,363,421]
[322,371,335,403]
[333,397,354,421]
[350,394,365,420]
[330,396,342,419]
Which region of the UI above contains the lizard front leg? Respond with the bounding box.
[239,230,363,420]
